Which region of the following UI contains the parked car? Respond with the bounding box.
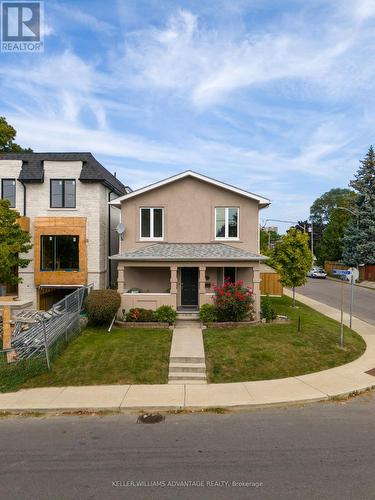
[307,267,327,279]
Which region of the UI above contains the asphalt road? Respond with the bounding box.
[2,393,375,500]
[296,277,375,325]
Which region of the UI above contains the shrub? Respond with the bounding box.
[261,295,276,323]
[85,289,121,326]
[154,305,177,324]
[212,278,254,322]
[125,308,156,322]
[199,303,218,323]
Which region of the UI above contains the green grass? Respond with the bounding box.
[204,296,366,383]
[19,327,172,389]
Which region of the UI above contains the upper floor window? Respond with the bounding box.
[41,235,79,271]
[215,207,239,239]
[1,179,16,208]
[140,207,164,239]
[50,179,76,208]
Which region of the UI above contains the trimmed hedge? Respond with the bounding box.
[85,289,121,326]
[199,303,218,323]
[125,305,177,325]
[154,305,177,324]
[125,308,157,322]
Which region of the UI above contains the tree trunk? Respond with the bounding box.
[292,286,296,307]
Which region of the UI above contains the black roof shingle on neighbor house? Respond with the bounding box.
[0,152,126,196]
[110,243,268,262]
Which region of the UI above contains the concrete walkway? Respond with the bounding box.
[168,321,207,384]
[1,291,375,412]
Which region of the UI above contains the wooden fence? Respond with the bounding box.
[324,261,349,275]
[260,272,283,296]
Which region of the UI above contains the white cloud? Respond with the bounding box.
[52,4,116,34]
[120,8,364,106]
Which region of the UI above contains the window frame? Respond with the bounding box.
[215,207,239,240]
[139,207,164,240]
[1,178,16,208]
[50,179,76,209]
[40,235,80,271]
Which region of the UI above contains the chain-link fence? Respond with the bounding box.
[0,287,90,392]
[12,287,87,364]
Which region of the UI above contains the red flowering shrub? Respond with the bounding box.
[212,278,254,321]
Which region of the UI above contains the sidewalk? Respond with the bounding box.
[1,292,375,412]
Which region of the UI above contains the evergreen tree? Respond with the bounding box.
[342,146,375,266]
[270,228,313,306]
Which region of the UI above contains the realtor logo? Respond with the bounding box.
[1,1,44,52]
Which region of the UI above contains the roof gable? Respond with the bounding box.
[110,170,270,208]
[0,152,127,196]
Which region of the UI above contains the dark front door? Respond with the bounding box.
[181,267,199,306]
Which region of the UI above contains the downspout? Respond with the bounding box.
[108,189,114,288]
[18,180,27,216]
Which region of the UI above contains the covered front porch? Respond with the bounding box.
[116,263,261,316]
[111,243,268,318]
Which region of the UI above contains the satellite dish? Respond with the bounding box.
[115,223,126,239]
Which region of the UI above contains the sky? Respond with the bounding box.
[1,0,375,231]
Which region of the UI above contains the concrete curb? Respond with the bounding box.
[1,290,375,412]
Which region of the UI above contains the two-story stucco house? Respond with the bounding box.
[0,152,127,309]
[110,171,270,318]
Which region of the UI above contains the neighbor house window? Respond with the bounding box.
[50,179,76,208]
[1,179,16,208]
[140,208,164,239]
[215,207,239,239]
[41,235,79,271]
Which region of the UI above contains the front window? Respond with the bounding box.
[1,179,16,207]
[41,235,79,271]
[217,267,237,284]
[215,207,239,239]
[140,208,164,239]
[50,179,76,208]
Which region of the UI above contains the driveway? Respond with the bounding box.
[296,278,375,325]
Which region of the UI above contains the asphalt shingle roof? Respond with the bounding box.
[110,243,268,262]
[0,152,126,196]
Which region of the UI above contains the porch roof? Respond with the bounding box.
[110,243,268,262]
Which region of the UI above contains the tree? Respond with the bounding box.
[0,116,33,152]
[342,146,375,266]
[270,228,313,306]
[310,188,357,264]
[310,188,357,226]
[315,209,351,265]
[0,200,32,289]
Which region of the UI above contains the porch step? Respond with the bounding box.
[176,312,200,320]
[169,362,206,374]
[170,356,205,364]
[168,379,207,385]
[175,320,201,328]
[168,372,207,381]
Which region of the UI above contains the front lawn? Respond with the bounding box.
[22,327,172,388]
[204,296,366,383]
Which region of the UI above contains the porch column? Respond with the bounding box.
[170,266,178,309]
[199,265,206,307]
[252,267,261,321]
[117,263,125,293]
